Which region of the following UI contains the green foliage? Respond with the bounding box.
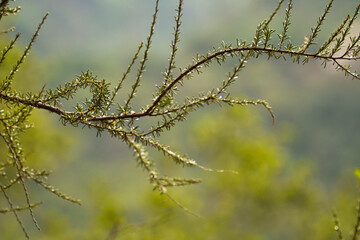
[355,169,360,186]
[1,0,360,239]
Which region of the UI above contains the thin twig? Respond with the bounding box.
[0,185,30,240]
[106,42,144,111]
[124,0,160,110]
[5,13,49,84]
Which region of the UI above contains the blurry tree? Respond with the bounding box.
[1,0,360,239]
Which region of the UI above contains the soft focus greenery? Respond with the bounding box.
[1,0,360,239]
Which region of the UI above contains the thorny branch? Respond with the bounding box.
[1,0,360,238]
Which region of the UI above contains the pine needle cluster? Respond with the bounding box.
[1,0,360,238]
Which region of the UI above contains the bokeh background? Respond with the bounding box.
[1,0,360,239]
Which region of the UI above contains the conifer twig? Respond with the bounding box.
[351,200,360,240]
[106,42,144,111]
[301,0,334,53]
[163,0,183,87]
[0,185,29,240]
[333,211,344,240]
[124,0,160,110]
[5,13,49,85]
[0,33,20,65]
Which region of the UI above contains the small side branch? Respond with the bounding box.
[124,0,160,110]
[0,185,29,240]
[4,13,49,86]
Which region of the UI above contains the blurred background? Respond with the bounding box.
[0,0,360,239]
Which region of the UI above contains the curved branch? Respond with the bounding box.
[145,46,360,114]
